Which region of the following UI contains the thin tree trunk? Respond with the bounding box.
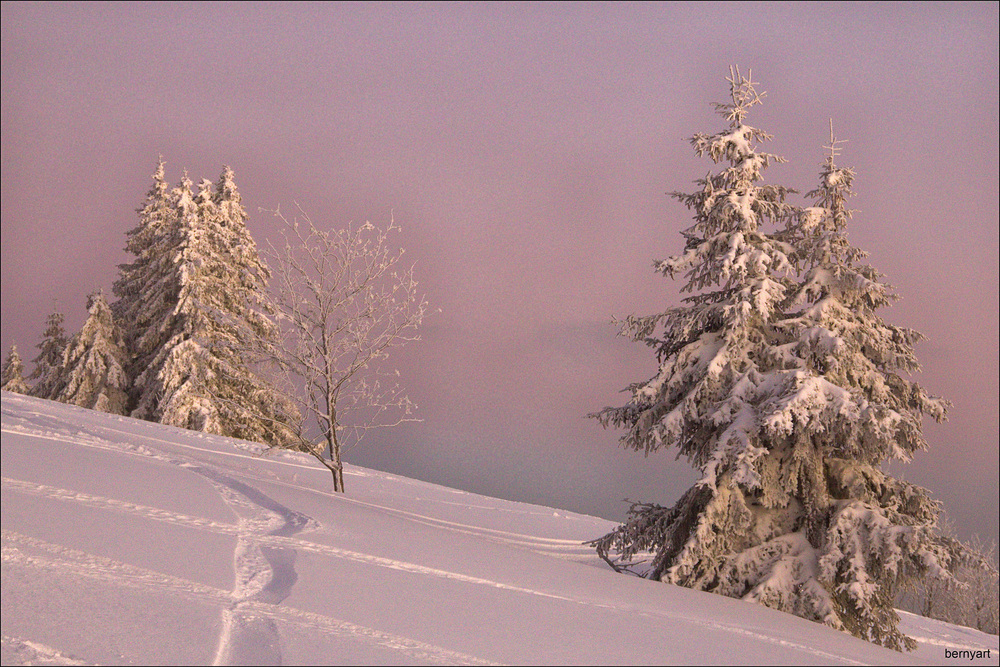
[332,441,344,493]
[325,421,345,493]
[306,447,344,493]
[321,393,345,493]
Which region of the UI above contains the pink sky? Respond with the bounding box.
[2,2,997,543]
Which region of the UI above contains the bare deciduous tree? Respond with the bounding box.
[261,207,428,492]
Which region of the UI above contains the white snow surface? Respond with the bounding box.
[2,392,996,666]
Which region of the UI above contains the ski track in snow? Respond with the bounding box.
[2,410,315,664]
[2,407,503,666]
[1,532,496,666]
[2,477,592,603]
[332,493,602,562]
[196,467,315,666]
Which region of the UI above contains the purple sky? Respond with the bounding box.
[3,2,997,543]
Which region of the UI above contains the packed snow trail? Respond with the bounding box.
[0,635,88,666]
[194,468,314,665]
[2,531,497,665]
[3,400,599,563]
[2,393,506,665]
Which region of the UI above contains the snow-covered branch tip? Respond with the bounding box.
[713,65,765,126]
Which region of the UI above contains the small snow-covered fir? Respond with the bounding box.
[1,344,30,394]
[28,310,67,400]
[51,290,129,414]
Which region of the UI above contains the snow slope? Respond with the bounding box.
[2,392,997,665]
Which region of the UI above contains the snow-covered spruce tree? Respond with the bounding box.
[51,290,129,414]
[762,127,963,649]
[589,72,959,651]
[203,166,302,447]
[124,171,194,422]
[113,158,177,408]
[590,66,797,596]
[1,344,30,394]
[129,170,300,446]
[28,309,68,400]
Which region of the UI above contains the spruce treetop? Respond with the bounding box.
[714,65,765,126]
[123,157,170,257]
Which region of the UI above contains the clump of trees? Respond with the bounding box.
[112,162,300,446]
[6,160,426,494]
[590,68,991,650]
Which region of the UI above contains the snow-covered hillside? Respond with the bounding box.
[2,392,996,665]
